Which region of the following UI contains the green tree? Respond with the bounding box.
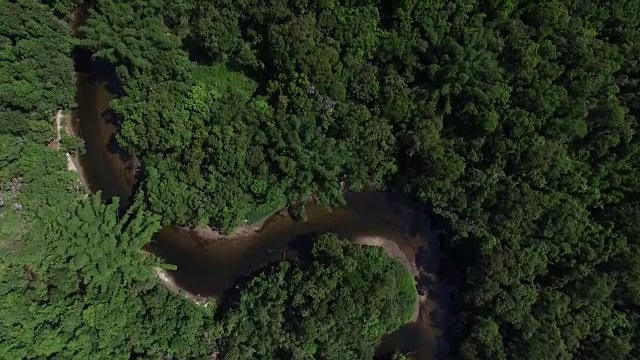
[0,0,75,143]
[80,0,398,230]
[0,2,218,359]
[1,195,216,359]
[218,233,417,360]
[74,0,640,358]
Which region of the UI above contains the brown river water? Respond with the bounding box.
[72,69,453,359]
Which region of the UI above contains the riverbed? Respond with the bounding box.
[72,64,452,359]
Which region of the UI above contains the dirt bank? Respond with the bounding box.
[355,236,418,276]
[51,110,79,172]
[52,110,62,148]
[154,267,213,307]
[355,236,422,322]
[54,109,91,191]
[185,222,263,242]
[182,210,278,243]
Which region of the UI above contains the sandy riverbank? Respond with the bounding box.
[184,222,264,242]
[62,111,81,172]
[154,267,213,307]
[53,109,86,182]
[182,209,281,242]
[355,236,423,322]
[355,236,418,277]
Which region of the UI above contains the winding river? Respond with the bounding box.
[72,56,453,360]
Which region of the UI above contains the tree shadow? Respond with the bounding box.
[72,46,125,96]
[105,125,132,165]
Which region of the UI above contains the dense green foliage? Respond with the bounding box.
[0,2,215,358]
[387,2,640,359]
[41,0,82,17]
[218,233,416,359]
[0,0,75,143]
[1,4,417,357]
[79,0,640,358]
[6,0,640,358]
[1,196,215,359]
[80,0,397,230]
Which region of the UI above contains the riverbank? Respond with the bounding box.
[154,267,214,307]
[71,29,446,357]
[51,109,88,186]
[355,236,422,322]
[356,236,418,277]
[73,77,136,207]
[182,209,278,243]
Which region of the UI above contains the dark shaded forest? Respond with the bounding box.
[2,0,640,359]
[79,0,640,357]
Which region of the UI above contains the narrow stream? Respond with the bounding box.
[72,65,452,359]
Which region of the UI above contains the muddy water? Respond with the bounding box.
[73,75,136,210]
[73,76,450,360]
[150,193,426,296]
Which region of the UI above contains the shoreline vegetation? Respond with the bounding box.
[4,0,640,359]
[181,209,278,242]
[1,2,217,358]
[153,267,214,307]
[355,236,423,322]
[171,210,425,318]
[153,227,424,316]
[69,28,425,356]
[216,233,419,360]
[53,109,83,175]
